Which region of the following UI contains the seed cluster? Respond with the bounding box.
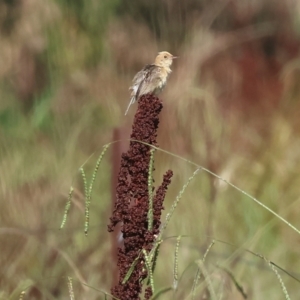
[108,94,173,300]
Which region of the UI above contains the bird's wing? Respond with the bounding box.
[131,64,155,86]
[125,64,158,115]
[135,64,159,99]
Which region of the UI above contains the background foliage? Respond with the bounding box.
[1,0,300,298]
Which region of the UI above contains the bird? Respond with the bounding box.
[125,51,177,115]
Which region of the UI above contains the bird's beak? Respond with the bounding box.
[172,56,178,59]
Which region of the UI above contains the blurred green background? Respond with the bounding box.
[1,0,300,299]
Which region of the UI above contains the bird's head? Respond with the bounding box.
[155,51,177,68]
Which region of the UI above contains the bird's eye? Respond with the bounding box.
[164,55,167,58]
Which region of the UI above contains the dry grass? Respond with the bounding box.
[1,0,300,299]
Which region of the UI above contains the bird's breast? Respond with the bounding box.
[159,77,167,88]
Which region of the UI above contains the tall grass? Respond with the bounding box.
[1,0,300,299]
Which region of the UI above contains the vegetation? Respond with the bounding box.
[1,0,300,299]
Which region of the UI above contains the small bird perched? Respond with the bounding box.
[125,51,177,115]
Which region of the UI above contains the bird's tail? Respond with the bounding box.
[124,96,136,115]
